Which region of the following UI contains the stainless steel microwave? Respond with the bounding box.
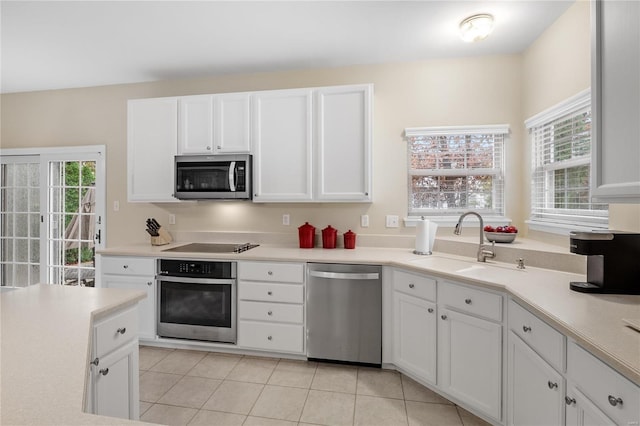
[174,154,252,200]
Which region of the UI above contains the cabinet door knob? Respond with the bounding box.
[464,298,472,304]
[427,308,434,313]
[523,325,532,333]
[608,395,623,406]
[206,146,212,150]
[99,368,109,376]
[268,271,273,275]
[117,327,126,335]
[267,335,273,341]
[90,357,99,366]
[123,265,128,269]
[409,283,415,289]
[565,396,576,405]
[441,314,447,320]
[267,291,273,296]
[267,311,273,316]
[217,146,222,150]
[147,281,153,286]
[547,381,558,389]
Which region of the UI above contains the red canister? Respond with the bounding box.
[322,225,337,249]
[344,229,356,249]
[298,222,316,248]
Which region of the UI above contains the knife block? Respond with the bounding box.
[150,228,173,246]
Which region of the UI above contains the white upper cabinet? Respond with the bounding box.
[127,97,179,203]
[178,95,214,154]
[591,0,640,202]
[252,88,314,202]
[178,93,251,155]
[315,85,372,202]
[214,92,251,153]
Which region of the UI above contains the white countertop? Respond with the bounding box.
[1,284,146,425]
[100,242,640,386]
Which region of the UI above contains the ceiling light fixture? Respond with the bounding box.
[459,13,495,43]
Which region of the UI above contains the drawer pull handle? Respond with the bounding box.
[441,314,447,320]
[523,325,532,333]
[565,396,576,406]
[427,308,434,313]
[608,395,623,406]
[547,381,558,389]
[267,291,273,296]
[117,327,126,335]
[90,357,99,366]
[267,335,273,341]
[147,281,152,286]
[268,271,273,276]
[99,368,109,376]
[409,283,415,289]
[464,298,472,304]
[267,311,273,316]
[123,265,128,269]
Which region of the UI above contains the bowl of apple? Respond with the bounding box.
[484,225,518,243]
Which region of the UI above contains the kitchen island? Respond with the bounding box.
[0,284,146,425]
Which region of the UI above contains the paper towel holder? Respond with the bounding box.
[413,216,436,255]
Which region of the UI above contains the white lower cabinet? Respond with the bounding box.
[100,256,156,341]
[391,269,437,383]
[565,385,616,426]
[86,305,139,420]
[237,261,305,354]
[507,331,564,426]
[438,307,502,421]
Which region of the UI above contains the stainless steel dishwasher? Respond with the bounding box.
[306,263,382,366]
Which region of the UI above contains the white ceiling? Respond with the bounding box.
[0,1,574,94]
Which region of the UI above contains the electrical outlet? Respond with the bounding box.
[361,214,369,228]
[168,214,176,225]
[282,214,290,226]
[386,215,399,228]
[113,201,119,212]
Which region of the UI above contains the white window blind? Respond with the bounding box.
[526,90,608,227]
[405,125,507,216]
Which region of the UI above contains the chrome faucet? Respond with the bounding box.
[454,211,495,262]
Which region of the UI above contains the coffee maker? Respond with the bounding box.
[569,231,640,294]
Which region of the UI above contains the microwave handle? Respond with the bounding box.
[228,161,237,192]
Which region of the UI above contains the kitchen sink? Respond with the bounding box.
[409,255,526,281]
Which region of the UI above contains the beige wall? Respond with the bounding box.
[522,0,640,234]
[1,56,523,246]
[2,0,636,247]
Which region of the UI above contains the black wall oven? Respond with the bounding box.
[157,259,236,343]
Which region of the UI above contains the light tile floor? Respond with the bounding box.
[139,346,493,426]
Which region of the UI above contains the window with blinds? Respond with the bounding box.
[526,90,608,227]
[405,125,507,216]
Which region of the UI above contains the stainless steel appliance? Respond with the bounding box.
[307,263,382,366]
[157,259,237,343]
[569,231,640,294]
[174,154,251,200]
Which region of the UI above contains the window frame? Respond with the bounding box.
[404,124,510,225]
[525,89,608,235]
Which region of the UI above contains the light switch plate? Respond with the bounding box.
[361,215,369,228]
[168,214,176,225]
[282,214,290,226]
[386,215,399,228]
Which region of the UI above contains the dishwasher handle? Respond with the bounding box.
[309,270,380,280]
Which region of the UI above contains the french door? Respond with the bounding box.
[0,147,105,287]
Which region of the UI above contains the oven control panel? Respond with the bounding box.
[158,259,236,279]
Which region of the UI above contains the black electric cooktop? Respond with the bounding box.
[162,242,259,254]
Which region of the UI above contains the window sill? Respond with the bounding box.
[525,219,608,236]
[404,215,512,228]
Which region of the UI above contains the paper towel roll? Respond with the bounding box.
[415,217,431,255]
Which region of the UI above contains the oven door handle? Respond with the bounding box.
[156,275,236,285]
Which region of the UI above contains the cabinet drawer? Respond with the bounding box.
[508,300,565,371]
[439,281,502,322]
[94,306,138,358]
[393,269,436,302]
[239,301,303,324]
[238,321,304,353]
[567,341,639,426]
[239,282,303,303]
[238,261,304,283]
[101,256,155,276]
